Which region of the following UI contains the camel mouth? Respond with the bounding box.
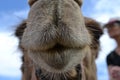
[45,43,75,52]
[38,44,78,70]
[39,44,82,70]
[49,44,66,50]
[28,44,89,73]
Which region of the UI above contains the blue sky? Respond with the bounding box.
[0,0,29,32]
[0,0,120,80]
[0,0,29,12]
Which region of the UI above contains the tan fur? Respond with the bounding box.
[15,0,103,80]
[21,0,91,73]
[15,18,103,80]
[15,21,35,80]
[83,17,103,80]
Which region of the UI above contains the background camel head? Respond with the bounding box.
[21,0,91,73]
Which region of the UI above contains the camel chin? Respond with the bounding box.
[27,45,90,73]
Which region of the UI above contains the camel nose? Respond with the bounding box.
[21,0,92,51]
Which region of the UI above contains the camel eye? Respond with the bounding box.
[28,0,38,6]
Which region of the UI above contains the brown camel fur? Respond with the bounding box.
[15,0,103,80]
[83,17,103,80]
[15,18,103,80]
[21,0,91,80]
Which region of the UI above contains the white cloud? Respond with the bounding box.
[95,30,116,80]
[95,0,120,11]
[13,10,29,20]
[96,61,109,80]
[0,10,29,32]
[91,0,120,23]
[0,10,28,77]
[97,30,116,62]
[0,32,22,77]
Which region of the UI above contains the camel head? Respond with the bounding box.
[21,0,91,74]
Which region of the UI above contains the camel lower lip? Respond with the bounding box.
[28,45,87,73]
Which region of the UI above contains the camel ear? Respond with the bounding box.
[84,17,103,40]
[28,0,37,6]
[74,0,83,7]
[15,20,26,39]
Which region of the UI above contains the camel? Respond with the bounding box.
[15,0,103,80]
[15,18,103,80]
